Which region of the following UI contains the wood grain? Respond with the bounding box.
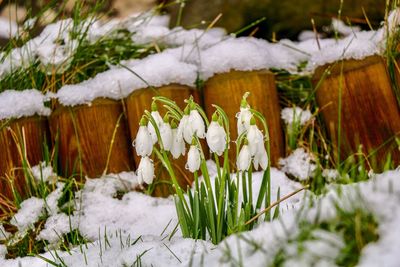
[0,116,49,201]
[314,55,400,169]
[203,70,285,167]
[126,84,200,197]
[50,98,133,179]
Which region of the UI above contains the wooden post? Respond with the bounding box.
[203,70,285,167]
[0,116,50,202]
[49,98,133,179]
[125,84,200,197]
[313,55,400,170]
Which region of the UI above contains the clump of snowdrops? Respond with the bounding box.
[133,93,272,244]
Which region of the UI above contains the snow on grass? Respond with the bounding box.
[192,169,400,267]
[37,213,78,245]
[10,198,45,232]
[31,162,58,184]
[1,167,400,266]
[0,165,304,266]
[56,52,198,106]
[44,182,65,215]
[279,148,317,181]
[281,107,312,127]
[331,18,361,36]
[0,89,50,120]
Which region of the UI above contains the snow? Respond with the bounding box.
[0,17,18,39]
[10,197,45,231]
[322,169,340,183]
[279,148,317,181]
[331,18,361,36]
[0,89,50,120]
[1,166,400,266]
[307,30,384,72]
[281,107,312,127]
[200,37,298,80]
[44,182,65,215]
[0,13,171,77]
[56,52,198,106]
[37,213,78,245]
[192,169,400,267]
[31,162,58,184]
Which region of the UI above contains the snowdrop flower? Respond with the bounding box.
[189,109,205,138]
[247,118,264,156]
[148,102,164,144]
[186,145,201,173]
[206,115,227,156]
[178,107,194,144]
[236,106,252,136]
[171,123,186,159]
[137,156,155,185]
[253,146,269,170]
[133,118,153,157]
[160,117,173,151]
[237,143,251,171]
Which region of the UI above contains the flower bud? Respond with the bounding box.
[247,124,264,156]
[189,109,205,138]
[137,156,154,185]
[236,107,252,136]
[206,121,227,156]
[160,121,173,151]
[133,125,153,157]
[186,145,201,173]
[237,144,251,171]
[178,114,193,144]
[171,127,186,159]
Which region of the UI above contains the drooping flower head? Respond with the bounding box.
[247,116,264,156]
[171,121,186,159]
[237,139,251,172]
[137,156,155,185]
[148,101,164,145]
[133,117,153,157]
[186,142,201,173]
[206,113,227,156]
[178,105,194,144]
[236,96,252,136]
[160,115,173,151]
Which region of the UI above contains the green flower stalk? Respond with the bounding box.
[132,93,272,244]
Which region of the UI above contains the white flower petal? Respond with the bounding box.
[133,126,153,157]
[206,121,227,156]
[148,111,163,145]
[237,145,251,171]
[189,110,205,138]
[236,107,252,136]
[247,124,264,156]
[137,156,154,185]
[186,145,201,173]
[160,122,173,151]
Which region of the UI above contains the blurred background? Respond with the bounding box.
[0,0,387,44]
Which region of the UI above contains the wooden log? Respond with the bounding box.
[203,70,285,167]
[125,84,200,197]
[313,55,400,170]
[49,98,133,179]
[0,116,49,202]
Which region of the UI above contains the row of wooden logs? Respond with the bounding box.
[1,55,400,201]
